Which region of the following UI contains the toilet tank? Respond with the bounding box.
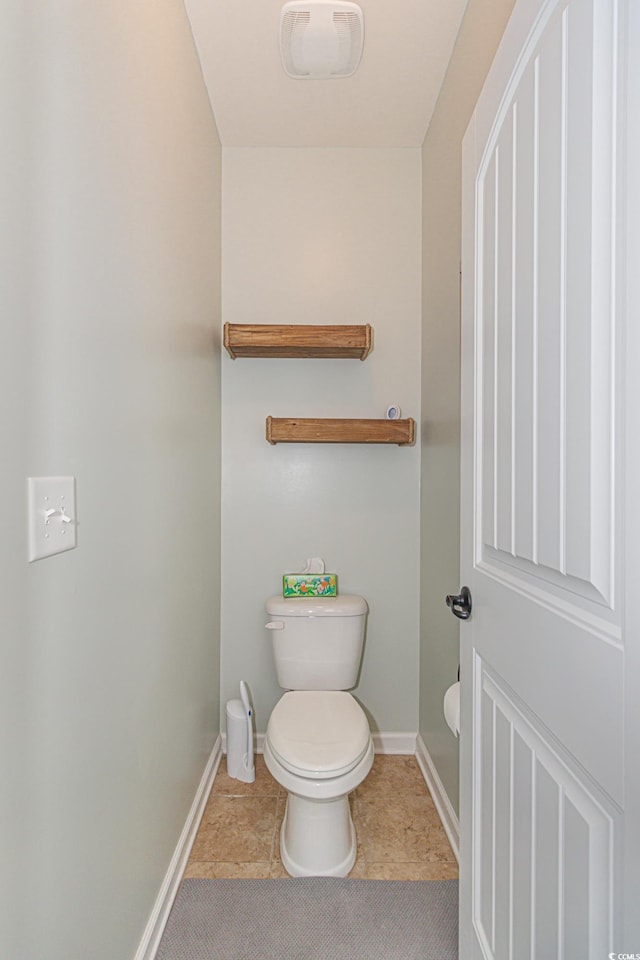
[265,595,368,690]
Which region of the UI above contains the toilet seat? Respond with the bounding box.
[266,691,370,780]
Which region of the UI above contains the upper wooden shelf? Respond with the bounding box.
[266,417,415,446]
[224,323,372,360]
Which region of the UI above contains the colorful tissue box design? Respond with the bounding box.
[283,574,337,598]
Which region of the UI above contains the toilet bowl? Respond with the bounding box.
[264,690,374,877]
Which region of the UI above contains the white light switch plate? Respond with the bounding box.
[27,476,77,562]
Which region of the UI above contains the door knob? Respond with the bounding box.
[446,586,472,620]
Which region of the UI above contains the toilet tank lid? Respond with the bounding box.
[266,595,368,617]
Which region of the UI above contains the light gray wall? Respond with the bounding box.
[0,3,222,958]
[419,0,516,815]
[221,148,422,737]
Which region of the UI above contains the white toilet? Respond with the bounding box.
[263,594,374,878]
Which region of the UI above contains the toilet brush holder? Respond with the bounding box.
[226,682,255,783]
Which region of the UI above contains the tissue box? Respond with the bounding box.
[283,574,337,598]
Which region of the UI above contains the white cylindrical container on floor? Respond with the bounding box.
[226,697,255,782]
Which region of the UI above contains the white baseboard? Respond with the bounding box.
[371,732,417,755]
[221,732,417,756]
[134,735,222,960]
[415,734,460,862]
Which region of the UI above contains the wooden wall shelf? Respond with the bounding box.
[266,417,415,446]
[224,323,372,360]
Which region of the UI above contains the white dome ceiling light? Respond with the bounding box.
[279,1,364,80]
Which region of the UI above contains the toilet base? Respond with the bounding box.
[280,792,357,878]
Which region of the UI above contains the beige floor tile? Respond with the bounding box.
[366,861,459,881]
[424,824,457,863]
[270,856,368,879]
[355,795,454,863]
[210,755,280,798]
[275,794,287,823]
[190,796,278,862]
[184,861,272,879]
[356,756,431,800]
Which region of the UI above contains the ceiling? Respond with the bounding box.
[183,0,469,148]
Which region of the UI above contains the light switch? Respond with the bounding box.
[27,477,77,562]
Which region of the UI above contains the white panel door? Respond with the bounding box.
[459,0,639,956]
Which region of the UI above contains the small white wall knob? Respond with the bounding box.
[265,621,284,630]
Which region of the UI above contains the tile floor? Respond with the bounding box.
[185,754,458,881]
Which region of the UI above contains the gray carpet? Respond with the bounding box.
[156,878,458,960]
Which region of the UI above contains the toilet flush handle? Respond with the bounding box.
[265,620,284,630]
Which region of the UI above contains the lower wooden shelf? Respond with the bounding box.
[266,417,415,446]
